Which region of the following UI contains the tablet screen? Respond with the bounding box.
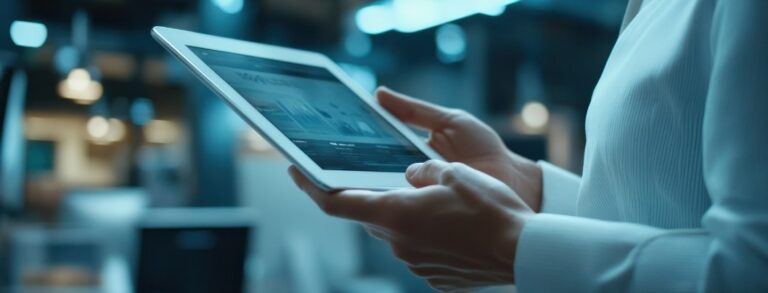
[189,46,429,172]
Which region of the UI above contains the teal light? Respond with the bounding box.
[339,63,378,93]
[355,5,394,35]
[213,0,243,14]
[436,24,467,63]
[356,0,521,35]
[344,33,373,57]
[54,46,80,74]
[10,21,48,48]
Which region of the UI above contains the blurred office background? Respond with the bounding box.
[0,0,628,292]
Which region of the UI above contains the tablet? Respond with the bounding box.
[152,26,441,191]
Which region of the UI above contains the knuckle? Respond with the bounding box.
[379,193,401,207]
[489,181,512,195]
[440,163,465,187]
[391,244,411,260]
[407,266,423,276]
[449,162,466,169]
[319,200,339,216]
[439,168,457,186]
[448,109,468,118]
[379,195,407,228]
[422,159,441,171]
[370,229,384,238]
[427,279,438,288]
[446,109,472,123]
[408,266,431,277]
[363,225,377,236]
[428,280,450,291]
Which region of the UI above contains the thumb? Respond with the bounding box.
[405,160,453,188]
[407,161,525,208]
[289,166,393,223]
[376,87,456,130]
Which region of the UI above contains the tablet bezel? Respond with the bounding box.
[152,26,442,190]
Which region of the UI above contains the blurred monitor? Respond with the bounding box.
[9,227,105,291]
[0,64,26,215]
[135,209,254,293]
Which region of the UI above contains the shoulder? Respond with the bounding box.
[620,0,644,33]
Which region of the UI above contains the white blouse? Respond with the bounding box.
[514,0,768,291]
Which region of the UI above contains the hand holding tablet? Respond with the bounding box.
[153,26,540,205]
[284,87,542,291]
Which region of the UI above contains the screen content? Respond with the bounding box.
[189,46,429,172]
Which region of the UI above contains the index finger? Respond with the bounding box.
[376,87,457,130]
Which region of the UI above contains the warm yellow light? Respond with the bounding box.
[244,129,274,152]
[58,68,103,105]
[521,101,549,129]
[87,116,110,139]
[86,116,125,144]
[144,120,180,144]
[65,68,91,91]
[104,118,126,142]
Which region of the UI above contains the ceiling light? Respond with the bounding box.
[58,68,103,105]
[10,21,48,48]
[104,119,126,143]
[436,24,467,63]
[144,120,181,144]
[87,116,126,144]
[87,116,110,140]
[356,5,395,35]
[213,0,243,14]
[356,0,520,34]
[66,68,91,91]
[521,101,549,129]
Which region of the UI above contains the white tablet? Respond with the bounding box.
[152,26,441,191]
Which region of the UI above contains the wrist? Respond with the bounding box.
[503,151,543,212]
[497,207,534,284]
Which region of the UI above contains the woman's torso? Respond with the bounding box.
[579,0,716,229]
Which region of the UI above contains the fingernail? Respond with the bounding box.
[406,163,423,175]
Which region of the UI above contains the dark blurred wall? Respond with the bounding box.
[185,0,256,206]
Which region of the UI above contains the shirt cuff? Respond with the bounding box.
[537,161,581,215]
[514,214,663,292]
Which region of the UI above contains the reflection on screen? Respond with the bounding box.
[189,46,429,172]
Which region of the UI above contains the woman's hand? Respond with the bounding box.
[377,87,543,211]
[289,160,534,292]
